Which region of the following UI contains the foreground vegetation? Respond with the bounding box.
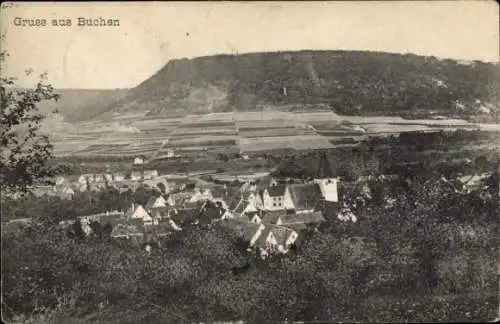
[2,170,498,323]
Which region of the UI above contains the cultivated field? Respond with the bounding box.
[45,110,500,159]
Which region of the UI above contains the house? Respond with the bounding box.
[125,204,154,225]
[57,186,75,200]
[262,184,295,211]
[113,173,126,182]
[255,225,299,254]
[244,211,262,224]
[288,183,323,214]
[261,210,289,225]
[312,152,339,203]
[77,174,93,185]
[133,156,145,165]
[224,218,266,247]
[145,196,167,211]
[240,181,257,193]
[143,170,159,180]
[130,171,143,181]
[54,176,66,185]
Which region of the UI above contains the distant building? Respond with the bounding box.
[130,171,143,181]
[143,170,159,180]
[57,186,75,200]
[133,156,145,166]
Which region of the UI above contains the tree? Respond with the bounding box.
[0,49,63,197]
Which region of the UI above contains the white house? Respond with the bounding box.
[114,173,126,182]
[256,225,298,254]
[143,170,159,180]
[57,186,75,200]
[262,184,295,211]
[130,171,143,181]
[133,156,145,165]
[54,176,66,185]
[77,174,93,185]
[125,204,154,225]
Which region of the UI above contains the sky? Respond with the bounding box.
[1,1,499,89]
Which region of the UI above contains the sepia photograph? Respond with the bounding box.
[1,1,499,323]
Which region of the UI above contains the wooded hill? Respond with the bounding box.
[49,50,500,121]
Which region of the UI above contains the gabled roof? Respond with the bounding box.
[261,210,287,224]
[269,225,297,246]
[279,211,325,225]
[124,205,150,220]
[243,211,261,219]
[314,152,337,179]
[266,184,287,197]
[145,196,162,210]
[224,218,262,242]
[234,200,251,215]
[228,196,243,211]
[289,183,323,211]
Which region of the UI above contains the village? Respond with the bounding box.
[5,151,494,261]
[45,153,344,258]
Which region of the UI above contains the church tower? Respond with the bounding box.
[313,151,339,202]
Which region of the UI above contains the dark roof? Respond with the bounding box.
[267,184,287,197]
[289,183,323,211]
[224,218,262,242]
[234,200,250,215]
[270,225,296,246]
[279,211,325,225]
[255,227,272,249]
[314,152,337,179]
[283,223,308,231]
[228,196,243,211]
[145,196,160,210]
[261,210,287,224]
[255,225,296,249]
[243,211,261,220]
